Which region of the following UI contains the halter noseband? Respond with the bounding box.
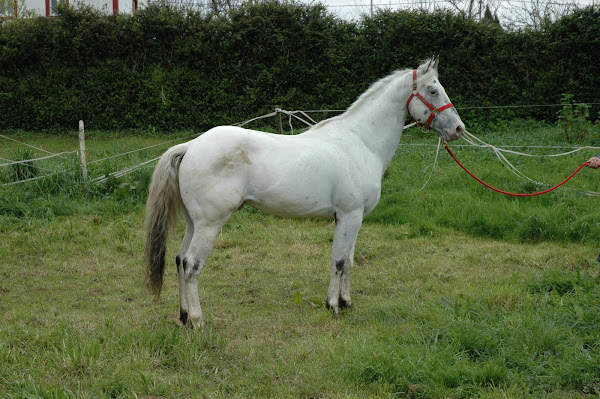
[406,69,454,129]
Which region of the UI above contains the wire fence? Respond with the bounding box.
[0,130,199,187]
[1,103,599,190]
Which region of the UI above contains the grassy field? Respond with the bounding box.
[1,121,600,398]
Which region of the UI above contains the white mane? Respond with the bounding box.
[311,60,438,130]
[344,69,410,115]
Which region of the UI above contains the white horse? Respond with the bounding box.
[145,57,465,328]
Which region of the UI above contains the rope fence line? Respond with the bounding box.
[2,103,600,189]
[1,169,72,187]
[0,151,77,168]
[299,101,600,114]
[0,134,55,155]
[399,144,600,150]
[87,135,197,165]
[1,131,196,186]
[93,157,162,184]
[457,102,600,110]
[234,111,278,127]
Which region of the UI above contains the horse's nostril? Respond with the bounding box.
[456,125,464,134]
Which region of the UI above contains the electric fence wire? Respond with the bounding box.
[2,102,600,189]
[0,134,196,186]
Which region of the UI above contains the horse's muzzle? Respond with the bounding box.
[443,122,465,142]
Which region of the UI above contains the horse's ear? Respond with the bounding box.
[420,57,438,75]
[418,59,431,75]
[425,58,433,73]
[431,56,439,70]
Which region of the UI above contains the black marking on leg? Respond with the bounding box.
[179,309,188,325]
[192,260,201,274]
[182,258,188,272]
[176,255,181,269]
[334,212,338,224]
[335,259,345,273]
[339,297,352,310]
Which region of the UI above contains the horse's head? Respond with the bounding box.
[406,57,464,142]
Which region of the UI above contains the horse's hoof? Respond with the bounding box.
[339,298,352,310]
[185,320,205,329]
[179,309,189,325]
[185,315,205,329]
[325,297,333,310]
[326,296,352,312]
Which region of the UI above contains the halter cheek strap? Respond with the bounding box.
[406,69,454,129]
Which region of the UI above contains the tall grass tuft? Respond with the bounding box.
[8,149,38,182]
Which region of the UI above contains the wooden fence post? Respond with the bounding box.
[78,120,88,186]
[275,106,283,135]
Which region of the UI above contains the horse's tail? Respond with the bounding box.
[144,142,189,297]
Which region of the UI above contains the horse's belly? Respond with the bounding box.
[244,191,335,219]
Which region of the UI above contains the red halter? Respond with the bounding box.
[406,69,454,129]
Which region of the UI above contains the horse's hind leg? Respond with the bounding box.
[180,215,231,328]
[176,208,194,325]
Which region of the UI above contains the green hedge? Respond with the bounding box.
[0,2,598,131]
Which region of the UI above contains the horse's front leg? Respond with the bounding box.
[326,210,362,316]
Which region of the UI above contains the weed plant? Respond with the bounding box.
[7,149,39,182]
[556,94,599,143]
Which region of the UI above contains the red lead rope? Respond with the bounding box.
[444,145,590,197]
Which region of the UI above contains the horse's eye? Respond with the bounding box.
[429,89,438,96]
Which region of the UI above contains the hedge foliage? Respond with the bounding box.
[0,2,598,131]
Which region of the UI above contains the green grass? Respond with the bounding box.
[1,121,600,397]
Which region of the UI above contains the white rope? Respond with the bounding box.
[1,169,72,187]
[274,108,316,134]
[300,109,345,113]
[93,157,160,184]
[458,102,600,110]
[0,134,58,156]
[460,131,568,186]
[419,136,442,191]
[0,151,77,168]
[461,130,599,158]
[87,135,195,165]
[397,143,600,150]
[460,131,597,187]
[233,111,278,127]
[458,130,600,196]
[301,102,600,113]
[298,111,318,125]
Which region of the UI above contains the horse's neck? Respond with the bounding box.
[339,72,411,170]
